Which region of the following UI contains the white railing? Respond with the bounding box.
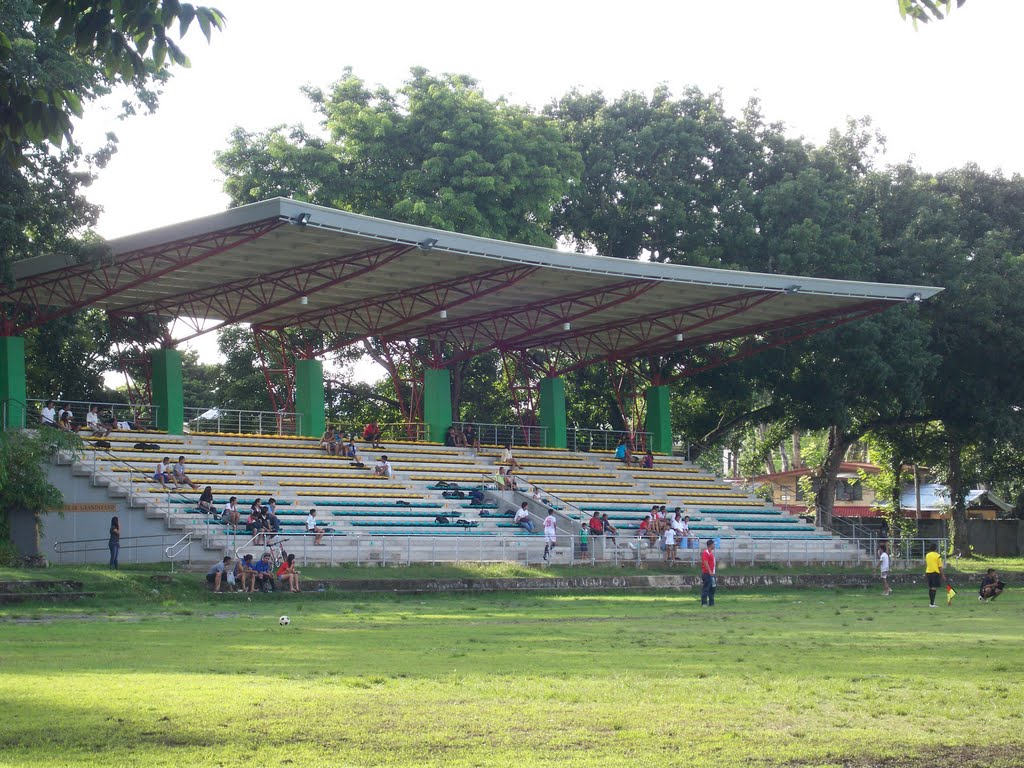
[452,421,547,448]
[328,421,428,442]
[52,533,190,565]
[184,407,301,436]
[27,398,158,431]
[568,427,653,453]
[2,397,26,429]
[164,533,194,571]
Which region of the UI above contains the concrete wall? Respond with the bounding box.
[9,461,207,565]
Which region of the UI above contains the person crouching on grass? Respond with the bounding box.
[979,569,1005,601]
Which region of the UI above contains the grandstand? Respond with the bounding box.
[48,429,866,567]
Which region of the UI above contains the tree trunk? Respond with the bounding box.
[756,424,777,475]
[778,442,790,472]
[791,430,802,468]
[947,438,970,556]
[814,425,853,530]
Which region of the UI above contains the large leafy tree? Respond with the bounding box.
[218,67,581,247]
[0,0,224,165]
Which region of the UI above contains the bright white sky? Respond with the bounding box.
[75,0,1022,370]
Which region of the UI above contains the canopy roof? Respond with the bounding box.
[5,198,942,364]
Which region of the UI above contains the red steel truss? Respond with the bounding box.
[422,279,662,366]
[547,298,891,377]
[658,299,893,383]
[499,349,544,443]
[254,264,541,357]
[0,218,284,334]
[109,243,414,344]
[607,359,650,451]
[252,327,298,416]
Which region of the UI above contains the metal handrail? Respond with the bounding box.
[1,397,27,430]
[568,427,653,453]
[184,407,301,436]
[452,421,547,448]
[328,421,428,442]
[164,532,194,571]
[53,534,184,564]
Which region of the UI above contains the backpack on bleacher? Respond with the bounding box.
[94,439,112,450]
[442,490,465,499]
[134,442,161,451]
[434,515,451,525]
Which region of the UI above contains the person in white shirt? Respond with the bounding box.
[306,509,326,545]
[513,502,534,533]
[663,526,677,562]
[221,496,240,527]
[40,400,56,426]
[373,455,393,479]
[878,543,892,596]
[500,444,522,471]
[153,457,174,489]
[531,486,544,504]
[543,512,557,561]
[85,405,112,437]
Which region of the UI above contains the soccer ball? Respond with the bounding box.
[279,615,290,626]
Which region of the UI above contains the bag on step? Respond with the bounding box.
[94,439,112,450]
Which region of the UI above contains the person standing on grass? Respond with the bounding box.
[543,510,557,561]
[108,516,120,569]
[925,543,945,608]
[701,539,716,606]
[878,543,892,596]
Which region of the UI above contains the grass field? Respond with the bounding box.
[0,567,1022,767]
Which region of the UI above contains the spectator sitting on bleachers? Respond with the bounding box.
[221,496,240,527]
[363,420,383,449]
[86,404,112,437]
[463,424,480,451]
[642,450,654,469]
[531,485,544,504]
[173,455,199,490]
[345,438,358,459]
[601,513,618,545]
[58,403,75,428]
[234,554,255,593]
[153,457,174,489]
[513,502,534,533]
[198,486,215,516]
[266,500,281,537]
[57,413,74,432]
[454,426,467,447]
[444,426,458,447]
[306,509,326,545]
[469,487,485,504]
[373,455,393,479]
[638,515,655,547]
[206,556,232,592]
[249,498,263,518]
[493,466,508,490]
[252,552,274,592]
[501,444,523,471]
[320,426,337,455]
[506,469,521,492]
[614,438,628,463]
[246,508,264,542]
[588,513,604,539]
[277,553,301,592]
[40,400,57,426]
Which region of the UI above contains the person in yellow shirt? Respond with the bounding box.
[925,544,945,608]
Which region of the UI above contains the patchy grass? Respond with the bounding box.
[0,573,1021,766]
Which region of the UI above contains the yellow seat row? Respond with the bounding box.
[278,481,407,489]
[294,490,424,499]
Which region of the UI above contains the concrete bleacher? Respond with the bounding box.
[63,430,866,566]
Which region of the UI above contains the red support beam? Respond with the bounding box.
[110,243,414,344]
[545,299,895,378]
[1,218,284,333]
[425,279,661,366]
[255,264,541,355]
[252,327,298,415]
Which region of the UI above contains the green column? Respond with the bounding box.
[645,385,672,454]
[295,358,326,438]
[423,367,452,443]
[151,348,184,434]
[0,337,26,429]
[538,376,567,449]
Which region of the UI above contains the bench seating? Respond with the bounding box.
[294,489,424,499]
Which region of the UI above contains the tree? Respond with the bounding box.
[0,0,224,165]
[0,427,80,552]
[898,0,966,26]
[217,67,581,247]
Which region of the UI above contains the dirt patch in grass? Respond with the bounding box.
[784,743,1023,767]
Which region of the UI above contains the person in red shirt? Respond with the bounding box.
[277,553,301,593]
[701,539,717,606]
[588,514,605,538]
